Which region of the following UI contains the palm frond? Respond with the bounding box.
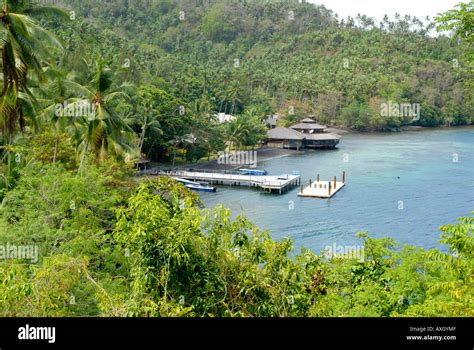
[24,5,69,20]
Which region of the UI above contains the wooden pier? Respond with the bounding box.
[298,172,346,198]
[161,169,301,194]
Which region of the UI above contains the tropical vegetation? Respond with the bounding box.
[0,0,472,317]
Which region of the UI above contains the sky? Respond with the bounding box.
[308,0,461,22]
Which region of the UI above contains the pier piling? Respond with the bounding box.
[298,172,346,199]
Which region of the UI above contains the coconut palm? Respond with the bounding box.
[71,60,135,165]
[0,0,66,142]
[226,114,251,150]
[123,103,162,158]
[35,61,89,162]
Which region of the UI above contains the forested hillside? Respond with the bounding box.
[46,0,472,134]
[0,0,473,317]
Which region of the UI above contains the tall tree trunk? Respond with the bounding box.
[219,99,224,114]
[139,116,147,155]
[53,124,59,163]
[78,140,89,175]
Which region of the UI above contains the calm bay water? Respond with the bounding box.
[199,128,474,254]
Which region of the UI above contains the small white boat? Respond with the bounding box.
[172,177,216,192]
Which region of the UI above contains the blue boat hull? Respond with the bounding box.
[239,169,267,176]
[185,185,216,192]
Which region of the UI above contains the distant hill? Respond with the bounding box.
[46,0,473,130]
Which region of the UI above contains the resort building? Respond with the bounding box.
[266,118,341,149]
[267,127,305,150]
[290,118,327,134]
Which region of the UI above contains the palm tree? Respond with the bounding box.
[72,60,135,166]
[0,0,65,142]
[36,62,88,163]
[226,83,241,115]
[124,103,162,158]
[217,89,228,114]
[226,115,250,150]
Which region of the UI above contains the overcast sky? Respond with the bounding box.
[309,0,461,22]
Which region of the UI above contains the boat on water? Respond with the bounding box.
[239,168,268,176]
[172,177,216,192]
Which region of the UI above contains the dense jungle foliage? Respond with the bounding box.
[0,0,472,316]
[40,0,474,162]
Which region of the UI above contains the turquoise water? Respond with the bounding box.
[199,128,474,253]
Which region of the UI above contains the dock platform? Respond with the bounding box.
[149,169,301,194]
[298,172,346,198]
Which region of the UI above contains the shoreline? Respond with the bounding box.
[334,124,474,134]
[164,147,302,172]
[148,125,474,172]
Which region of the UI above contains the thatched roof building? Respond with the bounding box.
[266,118,341,149]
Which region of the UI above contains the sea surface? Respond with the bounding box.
[199,127,474,254]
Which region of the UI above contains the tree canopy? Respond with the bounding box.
[0,0,472,317]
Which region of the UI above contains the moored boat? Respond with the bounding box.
[172,177,217,192]
[239,168,268,176]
